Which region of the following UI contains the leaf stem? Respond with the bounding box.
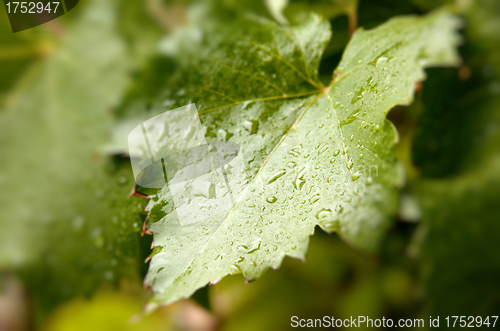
[346,6,358,39]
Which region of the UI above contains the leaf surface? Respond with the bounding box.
[266,0,358,25]
[0,0,161,312]
[141,8,461,307]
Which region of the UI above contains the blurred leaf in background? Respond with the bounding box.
[0,0,164,316]
[410,0,500,317]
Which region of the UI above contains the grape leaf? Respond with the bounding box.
[413,115,500,313]
[142,6,461,308]
[410,0,500,315]
[414,156,500,315]
[266,0,358,25]
[0,6,51,108]
[0,0,161,312]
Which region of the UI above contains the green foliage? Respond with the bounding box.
[141,6,460,306]
[410,0,500,316]
[266,0,358,25]
[0,0,498,327]
[0,0,160,313]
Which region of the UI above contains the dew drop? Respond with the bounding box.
[376,56,389,66]
[351,171,362,181]
[267,170,287,184]
[316,208,333,220]
[318,143,329,155]
[293,179,306,190]
[242,120,259,134]
[266,196,277,203]
[309,194,321,204]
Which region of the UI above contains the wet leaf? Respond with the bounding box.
[0,0,161,312]
[142,7,461,307]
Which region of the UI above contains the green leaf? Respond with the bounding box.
[413,157,500,315]
[266,0,358,25]
[410,0,500,315]
[143,7,461,307]
[0,7,51,107]
[412,109,500,312]
[0,0,160,313]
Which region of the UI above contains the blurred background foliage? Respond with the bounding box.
[0,0,499,330]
